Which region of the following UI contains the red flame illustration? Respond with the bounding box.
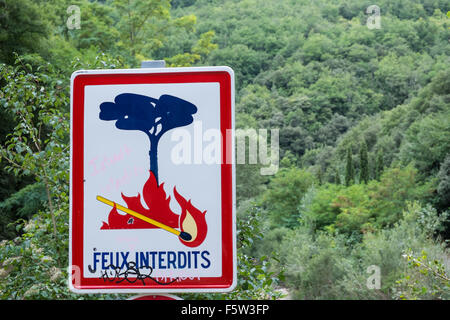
[101,171,207,247]
[101,172,179,229]
[174,187,208,248]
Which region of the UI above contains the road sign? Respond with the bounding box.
[69,67,236,293]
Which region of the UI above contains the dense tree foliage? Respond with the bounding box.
[0,0,449,300]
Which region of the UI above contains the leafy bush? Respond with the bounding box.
[394,249,450,300]
[0,183,46,240]
[279,202,449,300]
[261,168,317,228]
[278,227,352,299]
[297,166,431,236]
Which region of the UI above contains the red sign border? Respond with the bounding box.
[69,67,235,293]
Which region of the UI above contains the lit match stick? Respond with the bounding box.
[96,195,192,241]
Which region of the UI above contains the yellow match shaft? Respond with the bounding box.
[96,195,181,236]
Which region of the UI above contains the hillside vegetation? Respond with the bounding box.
[0,0,449,299]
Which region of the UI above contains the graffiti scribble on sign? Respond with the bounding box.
[91,261,178,286]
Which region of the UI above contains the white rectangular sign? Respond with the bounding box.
[69,67,236,293]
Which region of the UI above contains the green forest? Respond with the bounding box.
[0,0,449,300]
